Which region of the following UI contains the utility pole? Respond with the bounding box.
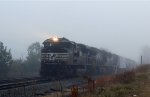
[141,56,143,65]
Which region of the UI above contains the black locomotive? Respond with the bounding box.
[40,37,136,79]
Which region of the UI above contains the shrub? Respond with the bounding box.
[115,70,135,83]
[136,64,150,72]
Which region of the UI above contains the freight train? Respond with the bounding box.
[40,37,136,79]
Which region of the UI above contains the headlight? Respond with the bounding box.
[52,36,59,42]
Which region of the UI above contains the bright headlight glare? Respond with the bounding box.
[52,36,59,42]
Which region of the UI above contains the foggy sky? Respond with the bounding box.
[0,1,150,62]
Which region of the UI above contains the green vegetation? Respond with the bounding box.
[0,42,12,79]
[0,41,41,79]
[9,42,41,78]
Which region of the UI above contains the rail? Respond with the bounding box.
[0,77,51,90]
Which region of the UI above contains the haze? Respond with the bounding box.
[0,0,150,62]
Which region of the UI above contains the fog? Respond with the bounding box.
[0,1,150,62]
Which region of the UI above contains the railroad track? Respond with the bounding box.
[0,77,92,97]
[0,77,51,90]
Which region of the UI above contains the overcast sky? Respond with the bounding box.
[0,1,150,62]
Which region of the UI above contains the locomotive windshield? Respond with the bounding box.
[42,40,73,53]
[45,42,72,53]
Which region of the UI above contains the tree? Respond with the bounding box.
[26,42,41,75]
[0,42,12,79]
[8,58,25,78]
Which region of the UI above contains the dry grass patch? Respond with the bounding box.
[80,64,150,97]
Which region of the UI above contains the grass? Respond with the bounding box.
[80,64,150,97]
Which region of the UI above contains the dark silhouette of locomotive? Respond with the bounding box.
[40,37,136,79]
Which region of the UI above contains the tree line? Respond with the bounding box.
[0,42,41,79]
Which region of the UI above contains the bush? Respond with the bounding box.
[115,70,135,83]
[136,64,150,72]
[95,76,114,87]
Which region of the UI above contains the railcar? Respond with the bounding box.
[40,37,136,79]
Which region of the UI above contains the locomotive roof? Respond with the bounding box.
[43,37,75,44]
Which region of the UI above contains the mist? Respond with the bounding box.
[0,1,150,62]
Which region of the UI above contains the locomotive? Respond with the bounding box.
[40,37,136,79]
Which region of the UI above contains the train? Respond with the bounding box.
[40,37,136,79]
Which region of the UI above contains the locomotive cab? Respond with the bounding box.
[41,37,76,64]
[40,37,81,78]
